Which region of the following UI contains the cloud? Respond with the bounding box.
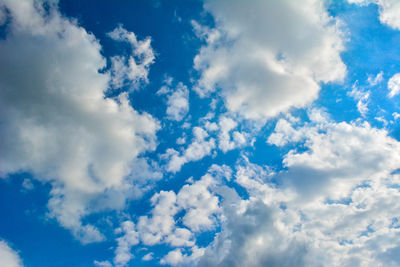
[193,0,346,120]
[94,260,113,267]
[367,71,384,86]
[348,0,400,30]
[108,25,155,90]
[0,0,159,243]
[160,246,205,266]
[113,221,140,267]
[198,200,311,267]
[388,73,400,97]
[195,109,400,266]
[158,82,189,121]
[176,173,220,232]
[142,252,154,261]
[270,110,400,200]
[108,166,224,266]
[348,82,370,117]
[0,240,23,267]
[217,116,247,153]
[163,127,215,173]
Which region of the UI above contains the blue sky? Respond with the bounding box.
[1,0,400,266]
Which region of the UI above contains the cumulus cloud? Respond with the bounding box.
[193,0,346,120]
[158,82,189,121]
[113,221,140,267]
[108,166,224,266]
[176,173,220,232]
[0,240,23,267]
[217,116,247,153]
[185,110,400,267]
[108,25,155,90]
[0,0,159,243]
[269,110,400,200]
[160,246,205,266]
[388,73,400,97]
[163,127,215,173]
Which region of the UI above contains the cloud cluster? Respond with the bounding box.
[0,0,159,243]
[193,0,346,120]
[107,169,223,266]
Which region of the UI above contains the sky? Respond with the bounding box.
[1,0,400,266]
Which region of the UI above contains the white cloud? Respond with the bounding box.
[272,112,400,200]
[0,0,159,243]
[94,260,112,267]
[21,178,34,191]
[137,191,195,247]
[197,110,400,266]
[217,116,247,153]
[112,166,223,266]
[177,173,220,232]
[160,246,205,266]
[388,73,400,97]
[142,252,153,261]
[348,82,370,117]
[193,0,346,120]
[367,71,384,86]
[163,127,215,173]
[158,82,189,121]
[113,221,140,267]
[0,240,23,267]
[108,25,155,90]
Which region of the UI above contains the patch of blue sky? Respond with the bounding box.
[0,174,114,267]
[320,2,400,133]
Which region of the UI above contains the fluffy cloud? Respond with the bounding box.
[160,246,205,266]
[0,240,23,267]
[108,25,155,90]
[163,127,215,173]
[270,112,400,200]
[192,110,400,266]
[193,0,346,120]
[0,0,159,243]
[108,167,223,266]
[176,173,220,232]
[388,73,400,97]
[217,116,247,153]
[113,221,140,267]
[158,82,189,121]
